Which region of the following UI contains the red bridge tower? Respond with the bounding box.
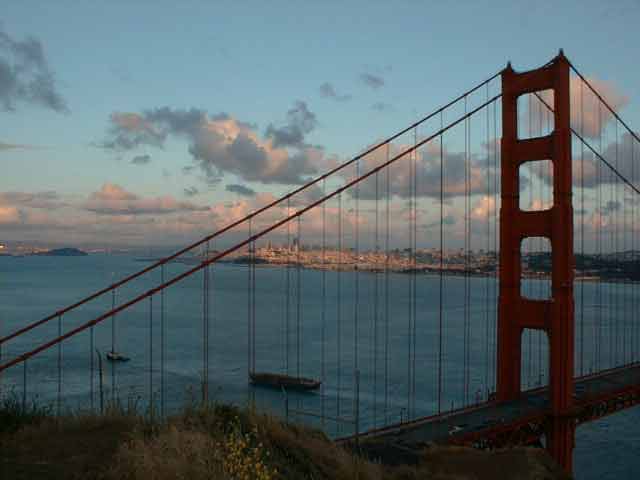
[498,52,575,471]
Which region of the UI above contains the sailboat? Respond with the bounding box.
[106,350,130,362]
[106,269,130,362]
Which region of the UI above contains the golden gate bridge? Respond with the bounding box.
[1,51,639,475]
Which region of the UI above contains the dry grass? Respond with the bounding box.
[0,401,571,480]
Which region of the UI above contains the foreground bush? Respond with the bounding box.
[0,401,570,480]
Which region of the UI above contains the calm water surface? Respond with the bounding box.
[1,254,639,479]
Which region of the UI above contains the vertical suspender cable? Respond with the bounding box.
[597,100,603,371]
[286,200,291,374]
[207,241,212,396]
[412,127,418,417]
[527,95,533,387]
[491,98,502,390]
[354,160,360,392]
[384,144,391,424]
[149,296,153,410]
[580,80,585,376]
[252,231,256,376]
[541,98,548,383]
[321,178,327,427]
[484,84,491,391]
[466,100,472,403]
[160,264,165,416]
[374,168,379,426]
[210,239,216,396]
[438,111,444,414]
[203,244,209,402]
[90,301,95,411]
[625,135,630,364]
[111,287,116,402]
[337,191,342,427]
[464,96,470,400]
[485,83,491,396]
[57,314,62,416]
[407,139,413,416]
[466,101,470,402]
[610,118,615,368]
[632,136,637,363]
[615,119,620,365]
[411,127,418,417]
[248,218,252,380]
[296,215,302,379]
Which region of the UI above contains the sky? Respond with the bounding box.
[1,1,640,250]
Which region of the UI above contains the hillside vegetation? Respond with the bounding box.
[0,395,570,479]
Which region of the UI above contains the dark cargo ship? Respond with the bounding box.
[249,372,321,391]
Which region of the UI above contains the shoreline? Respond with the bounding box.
[135,255,638,284]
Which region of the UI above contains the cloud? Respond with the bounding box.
[571,76,629,138]
[0,191,64,209]
[423,214,456,230]
[532,76,628,139]
[0,141,37,151]
[225,184,256,197]
[101,103,327,185]
[131,154,151,165]
[319,82,352,102]
[265,100,317,148]
[84,183,208,215]
[527,198,553,211]
[100,111,166,151]
[471,195,497,219]
[597,200,621,215]
[0,204,21,224]
[532,132,638,190]
[183,186,199,197]
[0,27,68,113]
[350,141,496,200]
[371,102,393,112]
[359,72,384,90]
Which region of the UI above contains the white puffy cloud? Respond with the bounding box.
[347,141,496,200]
[0,204,21,224]
[532,76,629,139]
[100,103,327,186]
[83,183,208,215]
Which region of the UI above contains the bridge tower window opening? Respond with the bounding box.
[521,327,550,390]
[517,90,555,140]
[519,160,554,212]
[520,236,552,301]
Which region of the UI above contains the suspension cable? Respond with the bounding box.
[0,94,503,375]
[0,71,505,348]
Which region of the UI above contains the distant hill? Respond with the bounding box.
[35,247,88,257]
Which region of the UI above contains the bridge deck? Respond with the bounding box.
[354,364,640,461]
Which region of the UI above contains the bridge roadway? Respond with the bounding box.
[351,363,640,464]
